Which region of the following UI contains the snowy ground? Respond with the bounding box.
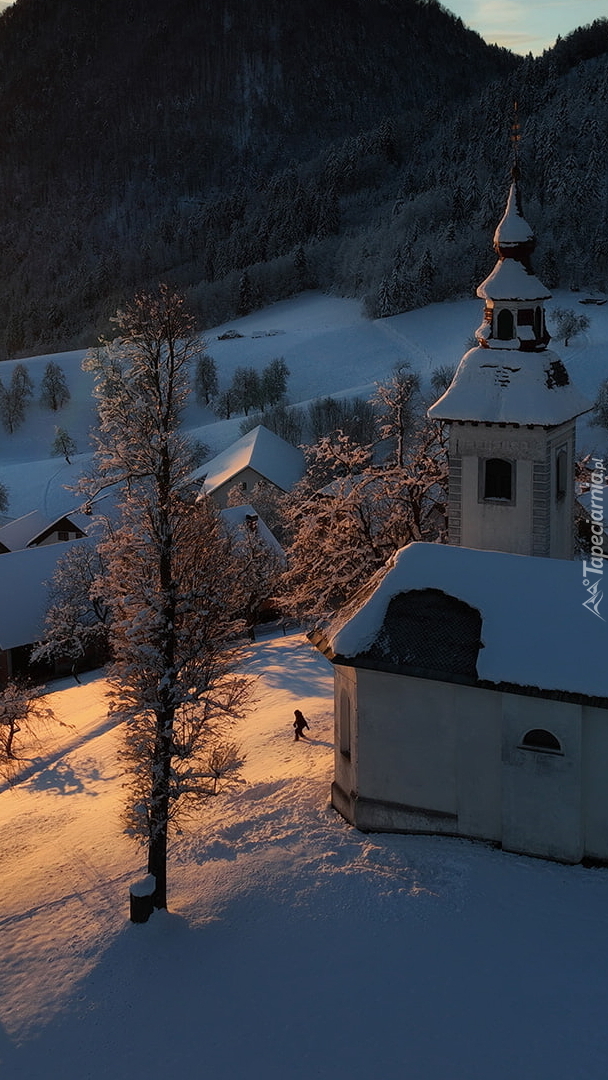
[1,289,606,520]
[2,633,608,1080]
[2,291,608,1077]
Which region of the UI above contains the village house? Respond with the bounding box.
[191,424,305,508]
[0,509,87,554]
[312,163,606,863]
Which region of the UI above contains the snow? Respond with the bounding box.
[2,289,608,1078]
[3,638,608,1080]
[1,290,606,520]
[0,539,91,650]
[0,509,88,551]
[221,503,284,557]
[191,424,305,495]
[492,182,535,248]
[429,345,592,424]
[477,257,551,302]
[325,542,604,699]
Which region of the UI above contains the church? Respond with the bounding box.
[312,164,608,863]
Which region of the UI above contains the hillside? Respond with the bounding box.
[0,0,515,355]
[0,1,606,358]
[0,290,606,523]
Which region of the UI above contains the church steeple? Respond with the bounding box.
[429,143,592,560]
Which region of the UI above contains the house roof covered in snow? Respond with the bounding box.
[0,509,88,552]
[0,539,91,651]
[220,504,284,559]
[428,346,592,425]
[477,258,550,303]
[313,542,603,702]
[192,425,305,498]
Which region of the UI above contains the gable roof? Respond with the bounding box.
[0,539,91,651]
[192,426,305,499]
[314,542,603,702]
[0,509,88,552]
[220,504,284,559]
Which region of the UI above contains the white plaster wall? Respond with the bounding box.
[548,422,576,559]
[501,693,583,862]
[334,666,357,800]
[460,453,534,554]
[212,468,266,508]
[356,668,458,814]
[582,704,608,860]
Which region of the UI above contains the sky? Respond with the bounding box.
[443,0,603,55]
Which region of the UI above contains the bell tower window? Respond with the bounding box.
[496,309,514,340]
[483,458,513,501]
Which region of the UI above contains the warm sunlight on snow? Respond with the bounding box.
[3,630,608,1079]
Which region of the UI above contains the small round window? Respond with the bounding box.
[521,728,562,753]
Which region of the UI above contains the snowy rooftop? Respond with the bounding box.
[477,258,550,303]
[428,346,592,425]
[0,539,91,650]
[0,509,88,552]
[322,542,603,700]
[493,182,534,250]
[220,503,284,558]
[192,425,305,498]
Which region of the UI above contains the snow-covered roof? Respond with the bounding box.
[220,504,284,559]
[0,539,91,651]
[493,182,534,249]
[321,542,603,700]
[428,346,592,425]
[0,509,88,552]
[477,258,550,303]
[193,426,305,498]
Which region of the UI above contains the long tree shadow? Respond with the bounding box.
[28,762,87,795]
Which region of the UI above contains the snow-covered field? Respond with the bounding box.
[2,290,608,1078]
[1,289,606,520]
[4,633,608,1080]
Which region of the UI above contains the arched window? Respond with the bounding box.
[484,458,513,501]
[496,308,514,340]
[534,306,543,338]
[521,729,562,753]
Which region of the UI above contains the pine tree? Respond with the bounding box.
[79,285,251,911]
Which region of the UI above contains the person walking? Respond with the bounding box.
[293,709,310,741]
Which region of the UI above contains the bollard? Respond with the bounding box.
[129,874,156,923]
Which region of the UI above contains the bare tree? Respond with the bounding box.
[194,351,218,406]
[0,364,34,433]
[372,362,421,467]
[0,679,56,774]
[51,426,77,463]
[79,285,251,911]
[40,361,70,411]
[282,415,447,625]
[32,542,111,680]
[550,307,590,347]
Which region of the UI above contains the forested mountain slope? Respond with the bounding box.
[0,0,604,357]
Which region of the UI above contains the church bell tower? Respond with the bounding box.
[429,141,591,559]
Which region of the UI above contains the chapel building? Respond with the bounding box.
[312,166,607,864]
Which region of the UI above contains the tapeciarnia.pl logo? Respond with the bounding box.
[582,457,605,620]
